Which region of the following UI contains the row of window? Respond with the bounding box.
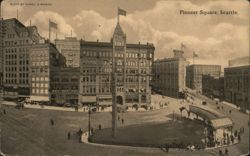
[5,47,28,53]
[5,40,30,46]
[51,85,78,90]
[5,60,29,65]
[32,89,48,94]
[5,54,17,59]
[31,61,49,66]
[82,86,108,94]
[82,50,153,59]
[32,83,49,88]
[51,78,79,83]
[31,68,48,73]
[5,78,29,84]
[30,53,49,58]
[31,76,49,82]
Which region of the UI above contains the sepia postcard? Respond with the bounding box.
[0,0,249,156]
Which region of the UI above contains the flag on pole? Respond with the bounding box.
[118,8,126,16]
[181,43,186,50]
[49,20,57,29]
[193,52,198,57]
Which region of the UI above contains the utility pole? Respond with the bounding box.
[0,0,4,154]
[111,40,117,138]
[88,104,91,139]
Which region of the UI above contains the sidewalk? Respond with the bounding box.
[1,93,179,113]
[222,101,249,114]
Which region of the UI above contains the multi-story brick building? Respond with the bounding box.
[2,18,44,99]
[79,23,154,108]
[29,43,66,103]
[152,49,189,98]
[0,18,5,90]
[202,75,224,100]
[186,64,221,92]
[50,67,79,106]
[55,37,80,67]
[224,58,250,112]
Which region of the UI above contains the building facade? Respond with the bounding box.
[29,43,66,102]
[50,67,80,106]
[186,65,221,92]
[229,56,250,67]
[55,37,80,67]
[202,75,224,100]
[152,49,189,98]
[79,23,155,108]
[224,65,250,111]
[2,18,43,99]
[0,18,5,90]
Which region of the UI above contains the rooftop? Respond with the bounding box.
[80,40,154,49]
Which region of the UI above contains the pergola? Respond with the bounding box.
[187,105,233,147]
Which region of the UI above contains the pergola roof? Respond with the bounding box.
[210,117,233,129]
[188,105,233,129]
[189,105,224,120]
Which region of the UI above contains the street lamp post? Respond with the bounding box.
[88,104,91,139]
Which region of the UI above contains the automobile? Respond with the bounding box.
[91,107,97,112]
[202,101,207,105]
[64,103,72,107]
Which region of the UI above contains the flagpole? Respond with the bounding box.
[193,52,194,65]
[117,13,119,24]
[49,19,51,42]
[193,52,196,64]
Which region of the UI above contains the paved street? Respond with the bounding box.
[0,93,249,156]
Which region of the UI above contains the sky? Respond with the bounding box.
[2,0,249,68]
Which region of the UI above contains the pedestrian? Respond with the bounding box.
[238,134,241,142]
[219,149,222,156]
[79,136,82,143]
[118,116,120,121]
[3,109,6,115]
[91,128,94,136]
[50,119,54,126]
[78,128,83,136]
[234,130,238,137]
[229,110,232,114]
[67,132,71,140]
[122,118,124,124]
[224,148,228,156]
[230,134,234,144]
[99,124,102,130]
[165,144,169,153]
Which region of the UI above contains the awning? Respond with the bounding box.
[97,95,112,99]
[80,96,96,103]
[210,117,233,129]
[98,101,112,106]
[30,96,49,102]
